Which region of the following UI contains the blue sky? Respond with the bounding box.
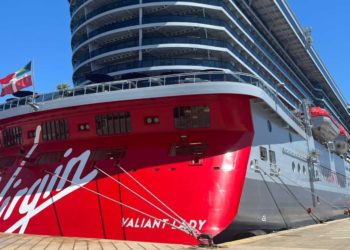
[0,1,349,103]
[288,0,350,101]
[0,1,72,102]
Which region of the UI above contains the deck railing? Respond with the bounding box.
[0,71,304,129]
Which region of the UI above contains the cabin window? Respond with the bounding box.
[0,157,16,168]
[260,147,268,161]
[269,150,276,164]
[37,152,62,165]
[91,148,126,161]
[303,165,307,175]
[174,106,210,129]
[315,170,319,177]
[267,120,272,132]
[28,130,36,139]
[298,164,301,173]
[170,142,207,157]
[42,119,69,141]
[96,111,131,136]
[292,162,296,172]
[2,127,22,147]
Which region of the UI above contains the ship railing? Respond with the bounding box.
[0,71,304,128]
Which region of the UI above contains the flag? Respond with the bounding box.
[0,62,33,97]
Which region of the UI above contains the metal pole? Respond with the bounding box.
[31,60,37,102]
[203,8,210,60]
[139,0,143,61]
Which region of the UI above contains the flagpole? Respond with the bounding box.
[31,59,37,102]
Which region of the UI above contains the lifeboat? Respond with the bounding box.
[335,125,350,155]
[310,107,339,142]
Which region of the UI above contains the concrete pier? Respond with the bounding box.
[1,218,349,249]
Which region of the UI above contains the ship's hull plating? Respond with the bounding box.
[0,93,349,245]
[0,94,254,245]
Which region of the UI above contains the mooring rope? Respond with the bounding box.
[278,171,345,210]
[259,167,322,223]
[44,169,195,236]
[94,165,198,237]
[116,164,199,237]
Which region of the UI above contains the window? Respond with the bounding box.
[292,162,296,172]
[42,119,69,142]
[37,152,62,165]
[174,106,210,129]
[96,111,131,136]
[303,165,307,175]
[0,157,16,168]
[289,132,293,143]
[2,127,22,147]
[269,150,276,164]
[298,164,301,173]
[28,130,36,139]
[267,120,272,132]
[90,148,126,161]
[170,142,207,157]
[260,147,268,161]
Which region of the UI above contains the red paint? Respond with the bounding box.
[0,94,254,244]
[338,125,350,140]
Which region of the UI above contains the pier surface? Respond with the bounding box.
[1,218,350,249]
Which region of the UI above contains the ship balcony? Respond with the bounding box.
[69,0,297,96]
[69,0,310,109]
[70,0,228,34]
[72,35,301,111]
[70,12,306,108]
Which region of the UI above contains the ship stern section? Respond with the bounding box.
[0,93,254,245]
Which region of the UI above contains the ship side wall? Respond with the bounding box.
[215,100,350,242]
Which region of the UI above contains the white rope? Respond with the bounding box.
[116,164,199,236]
[117,165,186,221]
[44,170,193,236]
[94,166,193,233]
[258,168,321,223]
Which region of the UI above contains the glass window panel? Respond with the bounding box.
[174,105,211,129]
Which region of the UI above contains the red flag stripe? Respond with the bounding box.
[0,76,33,97]
[1,84,14,97]
[0,73,16,84]
[16,75,33,90]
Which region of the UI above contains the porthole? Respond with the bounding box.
[269,150,276,164]
[267,120,272,132]
[250,160,255,170]
[303,165,306,175]
[292,162,296,172]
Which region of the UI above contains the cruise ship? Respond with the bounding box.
[0,0,350,246]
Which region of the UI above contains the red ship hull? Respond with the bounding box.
[0,94,254,245]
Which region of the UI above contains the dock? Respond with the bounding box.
[1,218,350,249]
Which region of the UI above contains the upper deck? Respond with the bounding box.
[0,71,304,136]
[247,0,350,131]
[66,0,350,132]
